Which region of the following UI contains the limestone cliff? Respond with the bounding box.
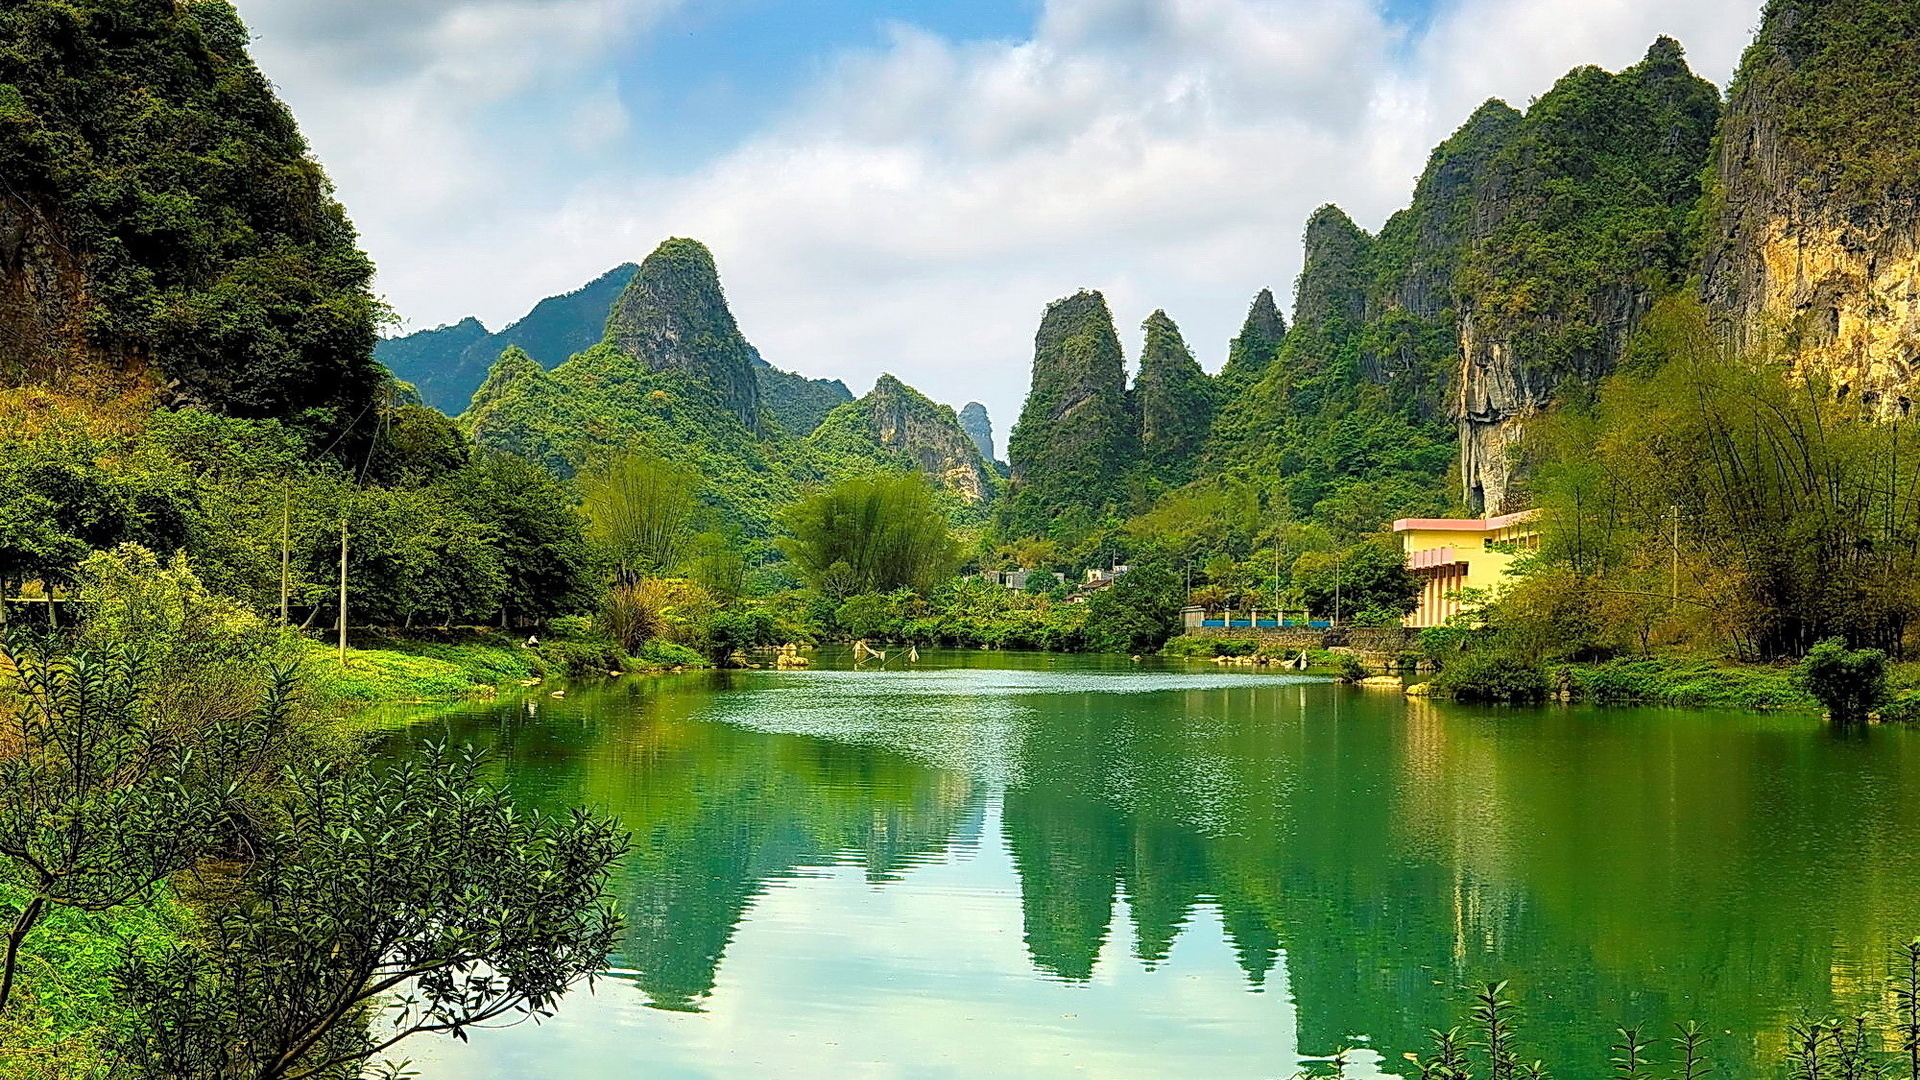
[0,0,386,434]
[1453,38,1719,512]
[1217,289,1287,394]
[1704,0,1920,413]
[810,375,995,505]
[605,239,764,431]
[1133,310,1213,479]
[959,402,997,464]
[1003,290,1137,535]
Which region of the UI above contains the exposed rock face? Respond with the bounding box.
[1453,38,1719,512]
[606,239,763,431]
[1217,289,1287,393]
[959,402,996,463]
[820,375,994,504]
[752,350,852,435]
[1133,310,1213,478]
[0,0,386,432]
[1704,0,1920,413]
[1004,290,1137,533]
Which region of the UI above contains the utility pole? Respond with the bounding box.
[1670,504,1681,603]
[337,511,349,667]
[279,486,291,625]
[1334,549,1343,626]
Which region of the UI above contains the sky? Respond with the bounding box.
[231,0,1765,450]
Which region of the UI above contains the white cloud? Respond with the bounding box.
[236,0,1761,440]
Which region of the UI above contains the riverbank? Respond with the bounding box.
[303,629,710,714]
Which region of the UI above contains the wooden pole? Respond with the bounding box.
[337,512,349,667]
[280,486,291,625]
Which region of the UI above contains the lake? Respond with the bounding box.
[381,650,1920,1079]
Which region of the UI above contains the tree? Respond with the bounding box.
[1083,564,1186,653]
[1796,638,1889,724]
[579,451,702,587]
[0,646,292,1014]
[1299,542,1420,622]
[440,454,597,626]
[111,745,624,1080]
[778,473,962,598]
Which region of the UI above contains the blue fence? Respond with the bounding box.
[1198,619,1330,630]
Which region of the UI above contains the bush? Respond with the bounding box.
[1334,653,1368,683]
[1162,636,1255,658]
[1434,650,1549,703]
[631,639,706,669]
[1566,656,1811,710]
[536,640,626,680]
[1796,638,1889,723]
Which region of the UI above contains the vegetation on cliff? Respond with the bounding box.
[0,0,386,442]
[1002,291,1138,538]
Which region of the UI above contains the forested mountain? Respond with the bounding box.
[809,375,998,508]
[0,0,386,443]
[463,239,995,537]
[377,264,638,414]
[1001,36,1729,545]
[1002,291,1138,536]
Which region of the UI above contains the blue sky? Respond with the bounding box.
[236,0,1761,438]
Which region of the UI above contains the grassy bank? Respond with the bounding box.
[1556,657,1816,711]
[301,630,709,714]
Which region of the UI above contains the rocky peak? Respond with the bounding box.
[1293,206,1373,331]
[1133,310,1213,478]
[1004,290,1137,533]
[1219,289,1288,391]
[959,402,996,463]
[1453,39,1719,512]
[848,374,995,504]
[605,238,763,432]
[1704,0,1920,414]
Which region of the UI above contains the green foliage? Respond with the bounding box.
[1216,288,1287,395]
[698,606,778,663]
[1796,638,1889,723]
[0,0,386,438]
[1730,0,1920,200]
[1526,296,1920,659]
[1134,311,1214,480]
[1297,542,1421,621]
[1433,649,1550,703]
[440,454,597,625]
[779,473,962,598]
[1562,657,1811,710]
[0,640,295,1015]
[1003,290,1138,537]
[1083,564,1186,654]
[756,356,853,437]
[111,744,624,1080]
[580,451,702,585]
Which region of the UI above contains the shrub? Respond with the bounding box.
[536,640,626,680]
[1334,653,1368,683]
[1796,637,1889,723]
[1434,650,1549,703]
[631,640,706,670]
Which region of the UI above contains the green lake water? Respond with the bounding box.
[382,650,1920,1080]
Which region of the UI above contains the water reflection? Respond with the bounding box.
[384,654,1920,1079]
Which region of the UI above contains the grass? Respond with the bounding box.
[0,885,181,1078]
[302,634,542,713]
[1559,656,1815,711]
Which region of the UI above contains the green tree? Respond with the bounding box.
[440,454,596,626]
[1299,542,1420,622]
[1796,638,1889,724]
[111,745,624,1080]
[778,473,962,598]
[1083,564,1186,653]
[580,451,702,587]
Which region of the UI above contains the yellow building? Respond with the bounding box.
[1393,511,1538,628]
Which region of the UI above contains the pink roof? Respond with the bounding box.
[1392,510,1537,533]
